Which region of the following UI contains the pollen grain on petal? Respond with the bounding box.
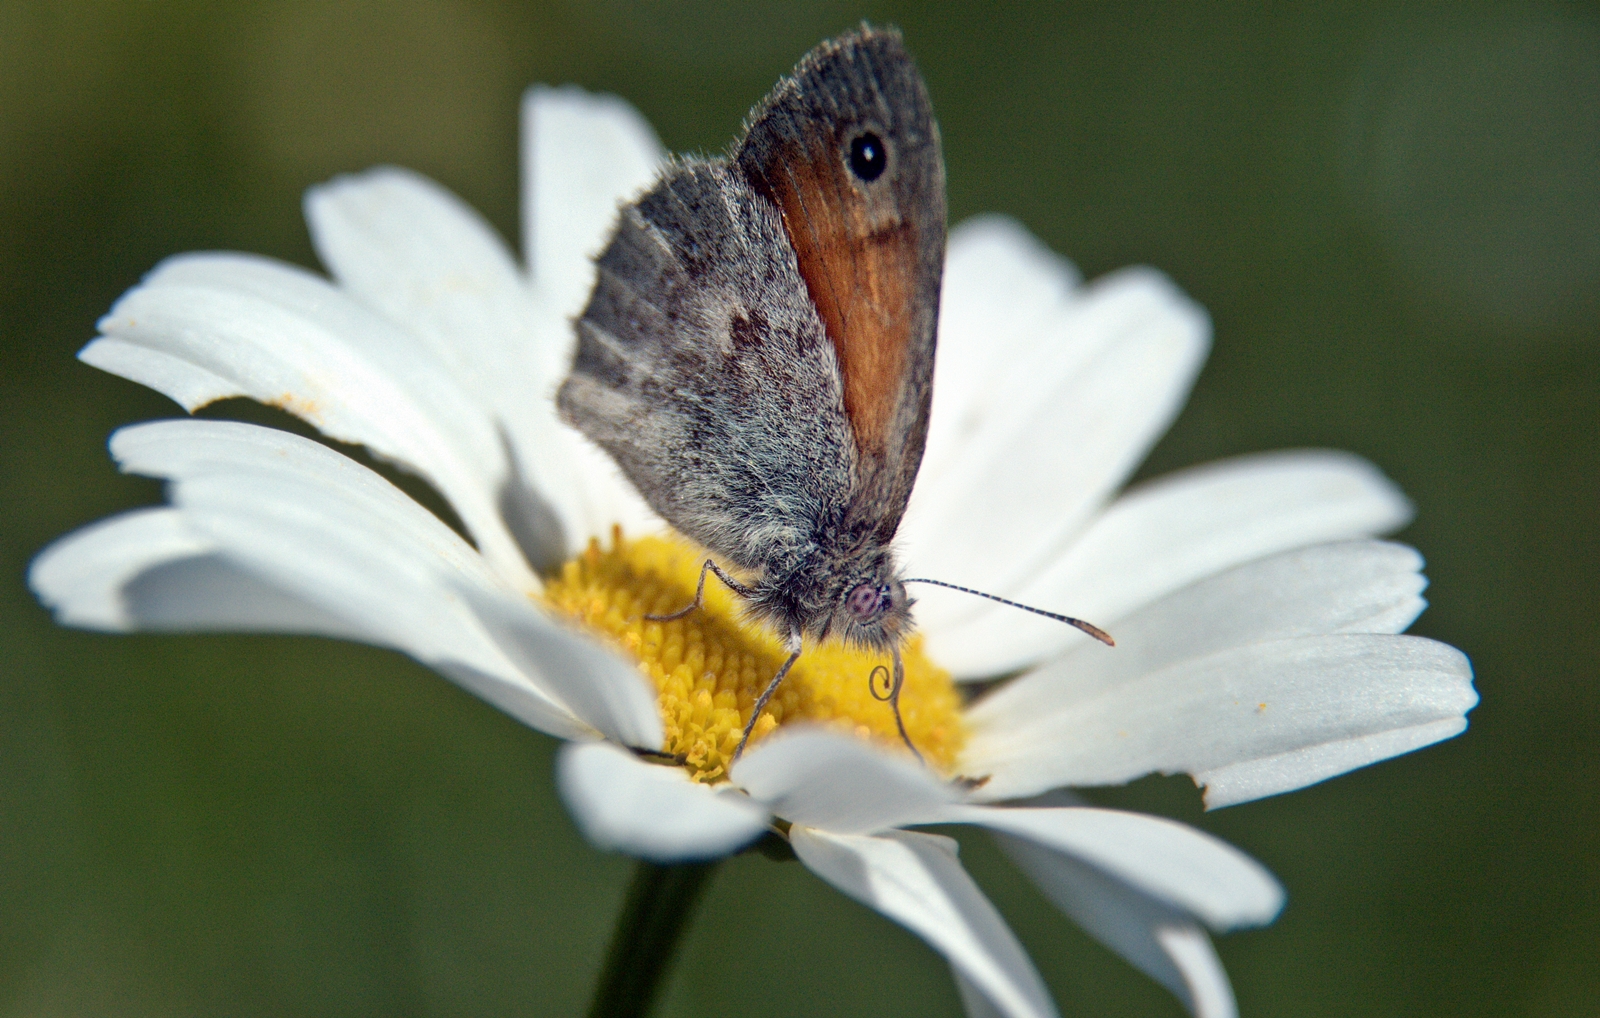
[267,391,325,425]
[540,532,966,782]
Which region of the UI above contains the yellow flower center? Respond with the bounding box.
[541,529,967,783]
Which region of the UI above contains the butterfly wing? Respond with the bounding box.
[558,27,944,584]
[558,159,858,574]
[734,27,947,542]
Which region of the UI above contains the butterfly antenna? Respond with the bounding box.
[900,578,1115,646]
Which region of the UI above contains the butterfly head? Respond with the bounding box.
[821,554,914,653]
[837,575,913,650]
[748,539,914,652]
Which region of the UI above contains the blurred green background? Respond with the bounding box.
[3,1,1597,1015]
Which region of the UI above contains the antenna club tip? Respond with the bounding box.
[1076,621,1115,647]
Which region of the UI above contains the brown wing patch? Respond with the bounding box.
[757,135,917,458]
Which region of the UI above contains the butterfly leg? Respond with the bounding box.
[733,626,803,761]
[645,558,755,622]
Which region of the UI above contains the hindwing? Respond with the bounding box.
[558,162,856,574]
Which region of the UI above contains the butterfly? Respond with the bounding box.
[558,26,1108,760]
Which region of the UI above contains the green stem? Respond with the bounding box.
[586,860,719,1018]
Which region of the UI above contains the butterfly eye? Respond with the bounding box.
[848,132,888,182]
[845,582,888,620]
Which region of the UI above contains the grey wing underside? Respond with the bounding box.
[557,160,857,575]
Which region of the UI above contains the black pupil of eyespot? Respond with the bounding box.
[849,133,887,181]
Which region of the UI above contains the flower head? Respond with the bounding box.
[542,531,967,781]
[31,85,1476,1018]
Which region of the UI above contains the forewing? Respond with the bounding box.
[558,161,856,573]
[734,26,947,539]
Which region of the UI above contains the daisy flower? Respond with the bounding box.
[30,86,1476,1018]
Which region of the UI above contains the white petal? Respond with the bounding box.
[1000,829,1237,1018]
[30,500,591,741]
[75,339,238,412]
[526,408,664,559]
[731,728,959,833]
[521,85,663,350]
[86,251,536,586]
[919,216,1084,496]
[456,582,663,751]
[964,634,1476,805]
[1152,925,1237,1018]
[953,969,1009,1018]
[968,540,1429,734]
[29,507,208,630]
[521,86,667,548]
[105,419,591,739]
[306,166,534,394]
[172,498,587,742]
[947,806,1282,931]
[173,524,583,742]
[304,167,563,561]
[557,742,769,861]
[792,828,1059,1018]
[304,166,658,565]
[29,508,360,638]
[901,266,1209,639]
[928,450,1416,677]
[109,420,495,586]
[1195,716,1468,809]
